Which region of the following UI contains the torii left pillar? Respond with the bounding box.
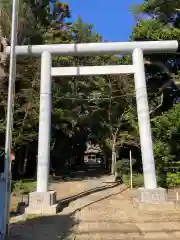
[25,52,58,214]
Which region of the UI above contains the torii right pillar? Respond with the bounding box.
[133,48,167,206]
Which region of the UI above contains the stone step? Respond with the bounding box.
[75,236,180,240]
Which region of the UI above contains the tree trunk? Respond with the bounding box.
[0,36,8,81]
[24,142,37,178]
[25,152,37,178]
[111,139,117,175]
[17,146,28,176]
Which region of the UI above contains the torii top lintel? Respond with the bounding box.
[5,40,179,56]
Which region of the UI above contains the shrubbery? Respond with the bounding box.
[123,174,144,188]
[11,180,36,196]
[166,172,180,188]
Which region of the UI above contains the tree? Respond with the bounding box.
[152,103,180,186]
[0,0,42,144]
[86,64,138,174]
[45,16,108,172]
[0,0,52,177]
[130,0,180,120]
[132,0,180,72]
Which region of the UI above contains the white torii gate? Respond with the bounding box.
[0,40,179,238]
[12,40,178,194]
[6,40,176,193]
[0,1,177,240]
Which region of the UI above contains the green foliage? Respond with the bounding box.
[133,0,180,24]
[130,0,180,188]
[131,0,180,73]
[132,19,180,41]
[72,16,102,43]
[118,158,136,174]
[123,174,144,188]
[12,180,36,195]
[152,104,180,156]
[0,0,43,148]
[114,160,121,174]
[151,104,180,187]
[167,172,180,188]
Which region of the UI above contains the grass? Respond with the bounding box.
[10,214,41,223]
[123,173,144,188]
[11,179,36,196]
[10,180,36,213]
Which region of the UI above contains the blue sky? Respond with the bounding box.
[65,0,143,42]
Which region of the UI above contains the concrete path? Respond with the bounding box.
[65,176,180,240]
[9,176,180,239]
